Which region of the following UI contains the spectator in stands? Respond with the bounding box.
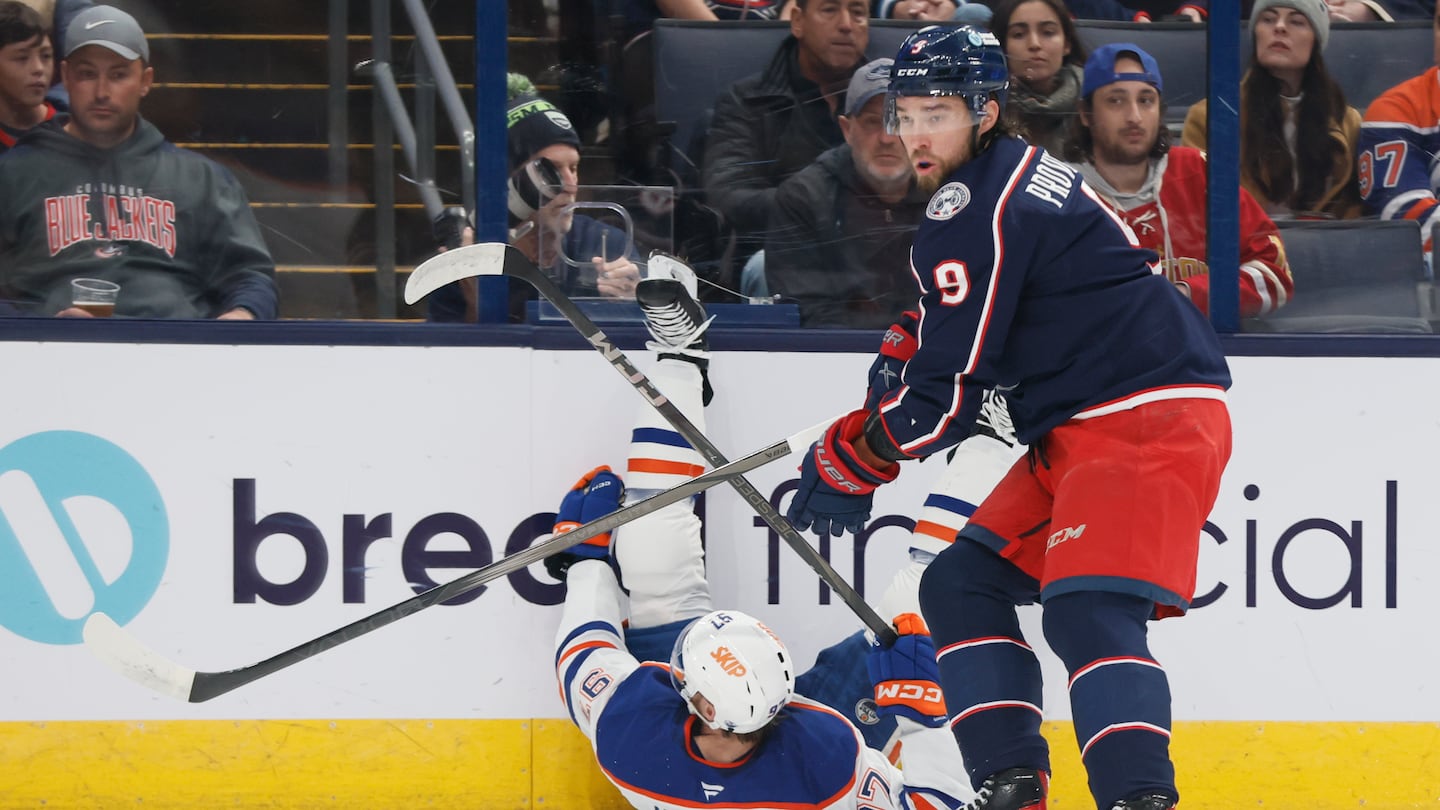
[1358,4,1440,262]
[1063,0,1206,21]
[24,0,89,110]
[701,0,870,273]
[1070,43,1294,318]
[0,5,277,319]
[764,58,927,328]
[992,0,1089,157]
[622,0,787,43]
[1182,0,1362,219]
[0,1,54,154]
[427,74,641,323]
[1319,0,1433,21]
[875,0,995,24]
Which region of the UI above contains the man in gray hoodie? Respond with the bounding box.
[0,5,277,319]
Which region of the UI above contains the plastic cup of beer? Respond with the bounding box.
[71,278,120,317]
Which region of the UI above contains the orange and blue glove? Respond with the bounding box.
[543,465,625,582]
[867,613,947,728]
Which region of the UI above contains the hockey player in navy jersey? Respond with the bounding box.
[548,258,979,809]
[786,25,1234,810]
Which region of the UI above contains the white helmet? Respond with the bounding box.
[669,610,794,734]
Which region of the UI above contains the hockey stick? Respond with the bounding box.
[406,243,899,646]
[83,415,833,702]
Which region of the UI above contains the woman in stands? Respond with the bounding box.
[991,0,1089,156]
[1182,0,1361,219]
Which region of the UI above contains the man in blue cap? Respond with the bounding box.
[1071,42,1292,319]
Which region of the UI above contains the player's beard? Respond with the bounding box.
[915,153,958,196]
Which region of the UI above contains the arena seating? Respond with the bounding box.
[651,19,1434,168]
[1249,219,1433,334]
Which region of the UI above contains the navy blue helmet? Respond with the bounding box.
[886,25,1010,128]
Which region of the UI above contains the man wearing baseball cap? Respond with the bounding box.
[0,5,278,319]
[764,57,929,328]
[1071,42,1292,319]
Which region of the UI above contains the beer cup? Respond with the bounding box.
[71,278,120,317]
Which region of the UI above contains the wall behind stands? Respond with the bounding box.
[1,340,1438,808]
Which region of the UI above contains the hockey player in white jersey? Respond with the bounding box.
[546,256,1023,808]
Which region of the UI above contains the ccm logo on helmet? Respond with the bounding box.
[896,68,929,76]
[710,646,749,677]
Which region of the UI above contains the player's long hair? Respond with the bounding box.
[1240,47,1354,214]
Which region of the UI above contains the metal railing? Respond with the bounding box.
[328,0,477,318]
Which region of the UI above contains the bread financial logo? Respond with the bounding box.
[0,431,168,644]
[927,182,970,220]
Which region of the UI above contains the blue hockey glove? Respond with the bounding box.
[787,409,900,537]
[867,613,947,728]
[863,310,919,411]
[544,465,625,582]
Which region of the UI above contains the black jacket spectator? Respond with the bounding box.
[701,35,860,256]
[765,144,926,329]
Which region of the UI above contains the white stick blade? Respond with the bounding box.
[403,242,509,305]
[83,612,197,702]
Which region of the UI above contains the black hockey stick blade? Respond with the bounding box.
[82,414,835,703]
[469,241,898,646]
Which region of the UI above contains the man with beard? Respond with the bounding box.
[764,58,930,328]
[702,0,870,272]
[785,26,1234,810]
[1070,43,1292,318]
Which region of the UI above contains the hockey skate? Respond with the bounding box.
[1110,794,1177,810]
[965,768,1048,810]
[638,251,715,403]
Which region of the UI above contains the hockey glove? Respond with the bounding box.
[543,465,625,582]
[787,409,900,537]
[863,310,919,411]
[867,613,947,728]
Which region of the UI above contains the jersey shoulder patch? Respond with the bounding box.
[927,182,972,220]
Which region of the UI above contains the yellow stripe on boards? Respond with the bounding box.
[1,720,1438,808]
[1043,721,1440,808]
[0,719,539,809]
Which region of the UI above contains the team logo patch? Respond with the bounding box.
[545,110,574,130]
[927,182,970,220]
[855,697,881,725]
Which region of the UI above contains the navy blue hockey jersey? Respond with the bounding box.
[875,137,1231,457]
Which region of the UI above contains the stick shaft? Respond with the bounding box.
[191,432,807,700]
[87,426,811,703]
[501,246,897,645]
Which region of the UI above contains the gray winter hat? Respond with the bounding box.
[1250,0,1329,51]
[65,5,150,62]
